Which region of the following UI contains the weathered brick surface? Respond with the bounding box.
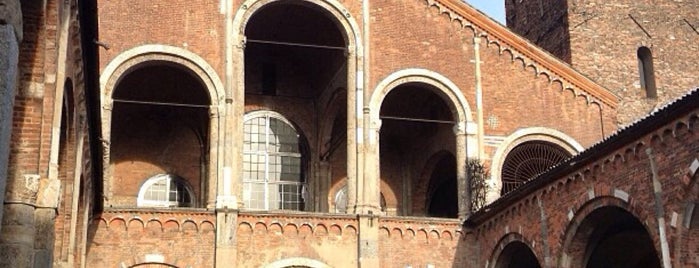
[236,213,359,267]
[7,0,699,267]
[507,0,699,125]
[469,95,699,267]
[86,209,216,267]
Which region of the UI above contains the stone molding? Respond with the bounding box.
[488,127,583,202]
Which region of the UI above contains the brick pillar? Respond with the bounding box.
[0,0,22,236]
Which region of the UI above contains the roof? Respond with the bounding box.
[466,87,699,226]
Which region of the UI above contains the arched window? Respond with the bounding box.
[137,174,195,208]
[501,141,571,195]
[243,111,306,210]
[637,46,657,98]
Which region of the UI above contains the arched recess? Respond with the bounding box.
[369,69,474,217]
[233,0,361,212]
[560,197,661,268]
[100,46,224,208]
[416,151,458,218]
[488,127,582,202]
[637,46,657,98]
[264,257,332,268]
[490,233,541,268]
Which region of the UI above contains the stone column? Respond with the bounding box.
[0,0,22,236]
[455,122,471,220]
[356,118,381,214]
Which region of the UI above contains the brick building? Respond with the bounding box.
[506,0,699,125]
[0,0,696,267]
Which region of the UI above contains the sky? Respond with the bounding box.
[464,0,506,24]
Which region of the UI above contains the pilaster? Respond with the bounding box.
[0,1,21,235]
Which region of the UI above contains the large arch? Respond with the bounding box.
[231,0,362,212]
[100,45,225,103]
[99,45,224,208]
[560,197,661,268]
[369,68,473,124]
[488,127,583,202]
[370,69,475,218]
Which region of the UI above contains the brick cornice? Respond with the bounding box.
[424,0,619,109]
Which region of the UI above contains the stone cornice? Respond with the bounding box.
[423,0,619,109]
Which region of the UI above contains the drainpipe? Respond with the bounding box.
[646,148,672,268]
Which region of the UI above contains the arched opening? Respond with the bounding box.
[500,140,571,195]
[243,111,309,211]
[110,62,210,208]
[379,83,456,216]
[243,0,349,211]
[637,46,657,98]
[495,241,541,268]
[425,153,457,218]
[568,206,661,268]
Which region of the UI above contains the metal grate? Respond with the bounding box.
[501,141,571,195]
[243,113,305,210]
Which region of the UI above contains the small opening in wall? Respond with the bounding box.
[637,46,657,98]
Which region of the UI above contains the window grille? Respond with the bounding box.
[137,174,194,208]
[501,141,571,195]
[243,112,306,210]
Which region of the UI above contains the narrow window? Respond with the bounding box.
[637,47,657,98]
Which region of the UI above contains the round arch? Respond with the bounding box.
[263,257,332,268]
[231,0,363,212]
[559,196,660,268]
[232,0,361,49]
[99,45,224,208]
[489,232,541,268]
[100,44,224,104]
[488,127,583,202]
[369,68,473,124]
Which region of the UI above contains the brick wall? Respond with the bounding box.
[469,93,699,267]
[507,0,699,124]
[86,210,216,267]
[236,213,359,267]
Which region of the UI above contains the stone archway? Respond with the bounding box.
[370,69,475,218]
[560,198,660,268]
[488,127,583,202]
[489,233,541,268]
[100,48,223,208]
[232,0,362,212]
